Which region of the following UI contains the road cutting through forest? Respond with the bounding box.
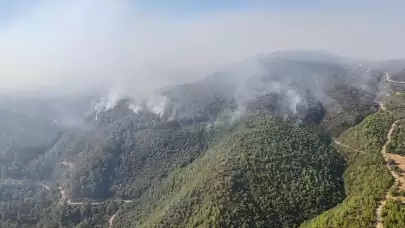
[385,72,405,84]
[372,72,405,228]
[337,72,405,228]
[373,72,405,228]
[335,115,403,228]
[334,140,366,154]
[375,120,399,228]
[57,183,133,227]
[58,186,134,205]
[108,211,119,228]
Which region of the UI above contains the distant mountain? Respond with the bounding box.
[368,58,405,73]
[256,49,354,64]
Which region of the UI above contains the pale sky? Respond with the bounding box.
[0,0,404,94]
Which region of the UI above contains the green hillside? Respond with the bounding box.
[302,112,394,227]
[1,52,405,228]
[113,114,345,228]
[382,200,405,227]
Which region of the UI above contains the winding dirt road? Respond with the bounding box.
[375,120,399,228]
[376,120,405,228]
[58,187,104,205]
[58,159,135,227]
[385,72,405,84]
[337,73,405,228]
[57,185,133,227]
[108,211,119,228]
[333,120,394,228]
[373,71,405,112]
[336,119,402,228]
[374,72,405,228]
[334,140,365,154]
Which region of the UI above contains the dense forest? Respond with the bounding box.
[112,115,345,227]
[301,112,394,227]
[2,51,405,227]
[303,73,405,227]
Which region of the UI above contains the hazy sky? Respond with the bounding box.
[0,0,404,94]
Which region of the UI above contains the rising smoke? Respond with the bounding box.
[0,1,404,122]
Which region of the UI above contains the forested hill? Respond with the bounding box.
[46,53,379,200]
[1,51,405,227]
[112,114,345,227]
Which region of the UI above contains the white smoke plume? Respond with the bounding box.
[1,0,405,96]
[93,89,124,120]
[147,94,168,117]
[0,0,404,124]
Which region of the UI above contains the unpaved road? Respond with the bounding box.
[57,160,134,227]
[373,72,405,112]
[375,120,405,227]
[57,186,133,227]
[374,73,405,228]
[334,140,365,154]
[58,187,103,205]
[337,74,405,228]
[108,211,118,228]
[385,72,405,84]
[375,120,399,228]
[384,153,405,194]
[107,200,135,228]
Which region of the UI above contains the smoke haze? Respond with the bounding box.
[0,0,405,97]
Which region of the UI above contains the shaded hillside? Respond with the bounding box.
[0,109,61,180]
